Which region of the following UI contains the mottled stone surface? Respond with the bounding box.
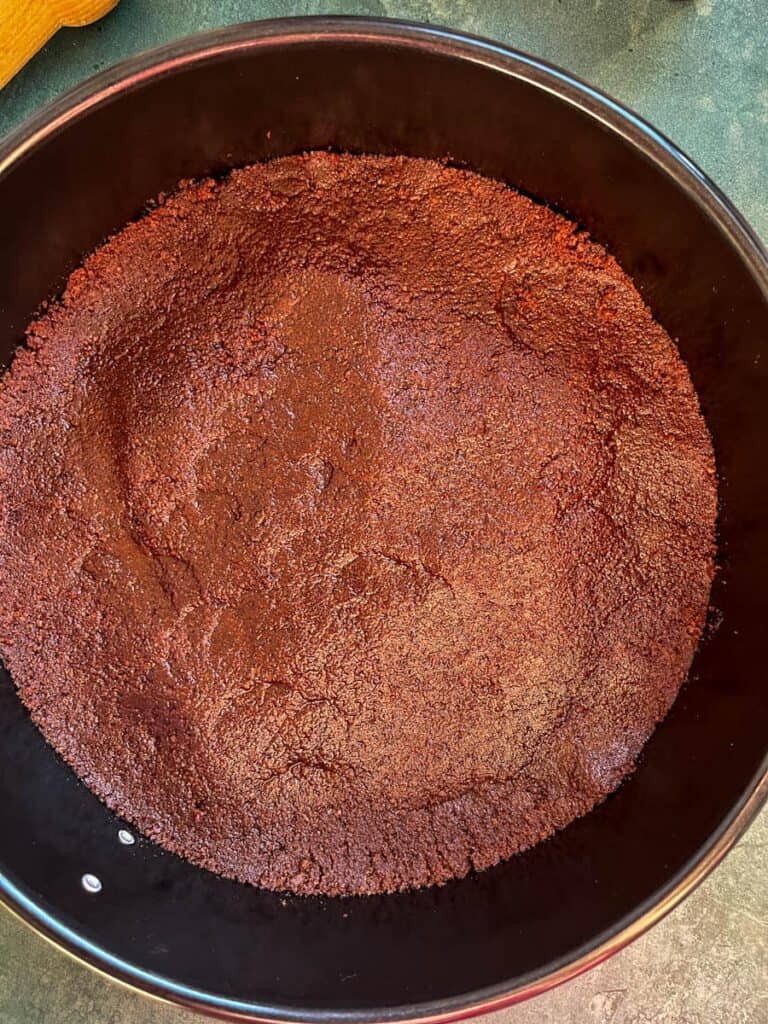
[0,1,766,1021]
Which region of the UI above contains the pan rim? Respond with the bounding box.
[0,15,767,1023]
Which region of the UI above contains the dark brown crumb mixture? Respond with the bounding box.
[0,153,717,895]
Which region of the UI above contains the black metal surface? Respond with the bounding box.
[0,18,766,1022]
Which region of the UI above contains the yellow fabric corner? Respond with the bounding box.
[0,0,118,89]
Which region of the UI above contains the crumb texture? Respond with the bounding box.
[0,154,716,895]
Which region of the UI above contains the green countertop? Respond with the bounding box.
[0,2,766,1022]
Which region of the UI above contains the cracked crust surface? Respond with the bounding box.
[0,153,716,895]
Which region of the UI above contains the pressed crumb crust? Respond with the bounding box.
[0,153,717,895]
